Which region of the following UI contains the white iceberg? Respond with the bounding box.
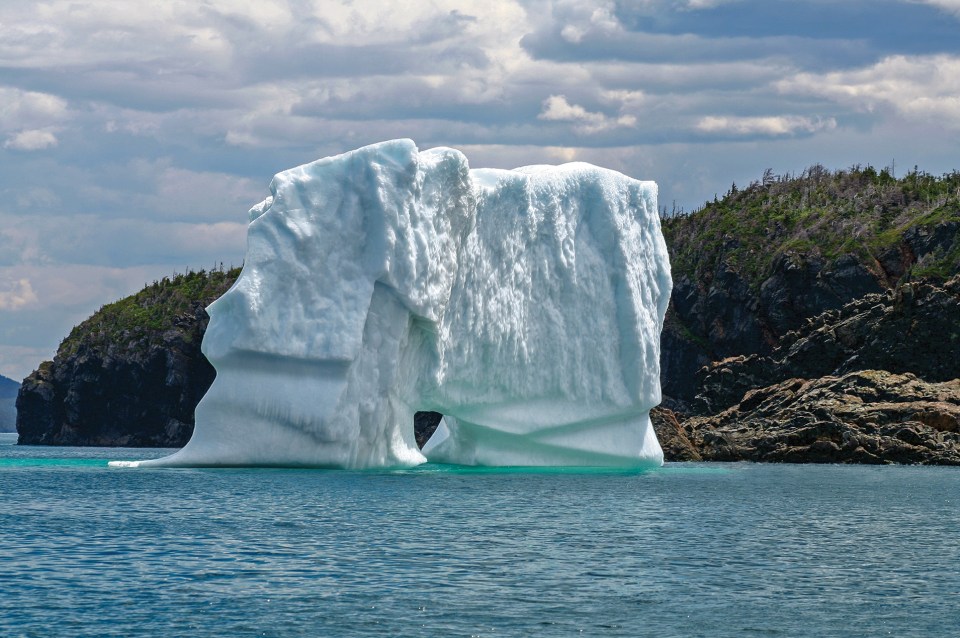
[113,139,671,469]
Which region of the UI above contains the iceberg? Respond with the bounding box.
[113,139,671,469]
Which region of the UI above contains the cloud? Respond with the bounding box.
[0,213,246,269]
[129,160,265,223]
[778,54,960,130]
[0,87,68,137]
[914,0,960,17]
[683,0,741,8]
[0,153,265,225]
[696,115,837,137]
[0,86,67,154]
[524,0,960,73]
[4,129,58,150]
[559,3,622,43]
[0,278,38,310]
[0,0,959,379]
[538,95,636,133]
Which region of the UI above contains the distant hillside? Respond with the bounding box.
[16,268,240,446]
[0,374,19,432]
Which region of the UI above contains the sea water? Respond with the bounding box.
[1,432,958,637]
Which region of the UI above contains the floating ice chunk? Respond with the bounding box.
[115,139,671,469]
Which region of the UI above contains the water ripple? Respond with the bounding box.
[1,437,958,636]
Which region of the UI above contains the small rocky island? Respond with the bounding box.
[16,269,238,446]
[16,165,960,463]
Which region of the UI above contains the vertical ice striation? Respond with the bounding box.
[114,139,671,469]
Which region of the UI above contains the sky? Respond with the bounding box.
[1,0,959,381]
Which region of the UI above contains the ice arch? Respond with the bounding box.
[114,140,671,469]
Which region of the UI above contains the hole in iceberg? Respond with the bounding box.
[414,411,443,450]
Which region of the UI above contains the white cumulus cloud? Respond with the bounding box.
[778,54,960,130]
[0,278,39,310]
[0,87,68,132]
[4,129,58,151]
[559,3,622,43]
[538,95,636,134]
[682,0,742,8]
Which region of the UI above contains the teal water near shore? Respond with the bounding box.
[2,432,958,637]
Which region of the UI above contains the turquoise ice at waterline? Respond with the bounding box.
[4,433,960,637]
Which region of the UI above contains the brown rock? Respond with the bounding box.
[694,276,960,415]
[650,407,702,461]
[680,370,960,465]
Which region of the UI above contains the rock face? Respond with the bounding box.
[16,304,214,447]
[660,242,958,410]
[695,276,960,415]
[16,270,237,446]
[682,371,960,465]
[660,168,960,411]
[414,411,443,450]
[650,407,701,461]
[656,275,960,464]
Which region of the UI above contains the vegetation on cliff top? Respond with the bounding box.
[57,267,241,359]
[662,165,960,288]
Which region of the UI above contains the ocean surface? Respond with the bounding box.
[2,432,958,638]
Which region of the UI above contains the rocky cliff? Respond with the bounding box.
[695,276,960,414]
[660,165,959,410]
[652,275,960,464]
[675,371,960,465]
[654,165,959,463]
[16,269,239,446]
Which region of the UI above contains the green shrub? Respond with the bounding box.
[663,166,960,289]
[58,267,242,358]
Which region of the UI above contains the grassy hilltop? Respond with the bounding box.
[58,267,242,359]
[663,165,960,287]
